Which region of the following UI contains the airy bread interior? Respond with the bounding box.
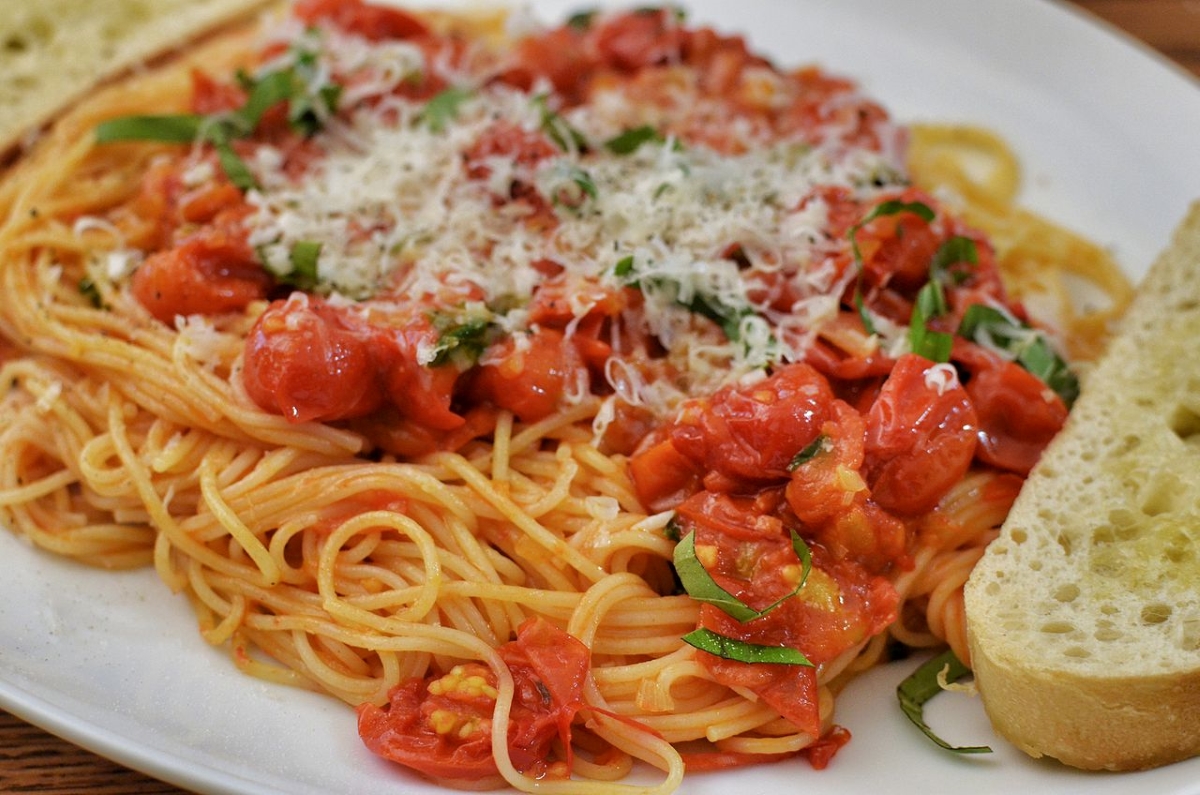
[964,201,1200,771]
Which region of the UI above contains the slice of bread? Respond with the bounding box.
[0,0,274,162]
[964,201,1200,771]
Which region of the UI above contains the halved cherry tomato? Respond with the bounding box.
[132,226,270,324]
[674,492,898,737]
[357,617,591,783]
[468,329,579,423]
[965,359,1067,475]
[293,0,428,41]
[862,353,978,516]
[667,363,836,488]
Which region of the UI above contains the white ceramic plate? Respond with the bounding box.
[3,1,1199,793]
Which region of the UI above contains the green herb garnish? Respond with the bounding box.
[846,199,937,335]
[420,87,473,133]
[533,93,587,153]
[958,304,1079,407]
[682,628,813,666]
[787,434,831,471]
[908,279,954,363]
[604,125,665,155]
[897,650,992,754]
[96,38,340,190]
[673,527,811,622]
[429,311,500,367]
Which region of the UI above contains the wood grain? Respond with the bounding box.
[1,2,1196,793]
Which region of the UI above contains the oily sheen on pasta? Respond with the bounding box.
[0,1,1130,792]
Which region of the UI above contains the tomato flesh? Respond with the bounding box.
[357,617,592,782]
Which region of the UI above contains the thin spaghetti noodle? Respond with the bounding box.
[0,2,1129,793]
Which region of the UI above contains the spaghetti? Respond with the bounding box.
[0,2,1130,792]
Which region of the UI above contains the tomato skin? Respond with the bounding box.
[862,354,978,516]
[243,297,385,424]
[380,318,464,432]
[965,359,1067,475]
[293,0,428,41]
[590,9,687,72]
[468,329,577,423]
[498,27,592,100]
[668,364,836,488]
[132,229,270,324]
[358,617,591,782]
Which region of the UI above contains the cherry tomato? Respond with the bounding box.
[468,329,579,423]
[357,617,591,782]
[862,354,978,516]
[242,297,385,424]
[965,360,1067,475]
[589,9,687,72]
[668,363,836,487]
[293,0,428,41]
[498,27,592,101]
[132,228,270,324]
[674,491,898,737]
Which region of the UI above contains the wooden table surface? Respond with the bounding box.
[2,2,1198,794]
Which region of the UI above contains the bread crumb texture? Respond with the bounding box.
[0,0,269,154]
[965,202,1200,770]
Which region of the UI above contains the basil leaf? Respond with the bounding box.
[897,650,992,754]
[566,9,597,29]
[958,304,1079,407]
[95,114,206,144]
[612,255,762,345]
[429,312,499,367]
[533,93,587,152]
[908,279,954,363]
[278,240,322,289]
[673,527,812,622]
[78,277,105,309]
[787,434,830,471]
[682,628,813,666]
[930,235,979,283]
[421,87,473,133]
[604,125,664,155]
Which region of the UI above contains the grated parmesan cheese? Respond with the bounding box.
[225,15,911,417]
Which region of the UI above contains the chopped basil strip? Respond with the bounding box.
[604,125,665,154]
[958,304,1079,407]
[612,256,762,345]
[854,289,877,337]
[78,276,105,309]
[682,628,813,666]
[787,434,831,471]
[279,240,322,289]
[95,114,206,143]
[566,9,597,29]
[930,235,979,282]
[897,650,992,754]
[429,312,499,367]
[95,38,339,191]
[908,279,954,363]
[420,87,473,133]
[569,166,598,200]
[673,527,812,622]
[533,94,588,153]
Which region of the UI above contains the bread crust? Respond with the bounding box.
[965,201,1200,771]
[0,0,276,164]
